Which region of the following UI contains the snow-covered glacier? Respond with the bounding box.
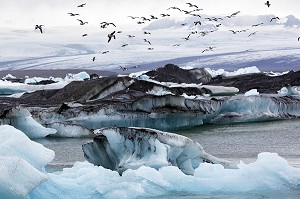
[1,125,300,199]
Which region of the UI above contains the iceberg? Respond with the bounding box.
[0,125,54,198]
[1,106,56,138]
[210,95,300,124]
[82,127,237,175]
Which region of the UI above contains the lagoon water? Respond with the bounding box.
[35,119,300,198]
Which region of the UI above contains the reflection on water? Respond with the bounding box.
[35,119,300,172]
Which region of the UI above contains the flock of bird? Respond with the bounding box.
[34,1,300,70]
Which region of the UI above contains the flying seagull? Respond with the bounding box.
[270,17,280,22]
[265,1,271,7]
[77,19,88,25]
[35,25,44,33]
[144,39,151,45]
[186,3,198,8]
[67,13,79,16]
[202,47,215,53]
[107,31,116,43]
[194,21,201,26]
[252,23,264,27]
[78,3,86,7]
[248,31,257,37]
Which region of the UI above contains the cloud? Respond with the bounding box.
[0,0,299,28]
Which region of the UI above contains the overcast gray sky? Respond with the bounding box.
[1,0,299,28]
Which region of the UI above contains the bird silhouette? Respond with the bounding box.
[194,21,201,25]
[144,39,151,45]
[68,13,79,16]
[77,3,86,7]
[92,57,96,62]
[265,1,271,7]
[183,34,191,40]
[82,34,88,37]
[252,23,264,27]
[148,48,154,50]
[35,25,44,33]
[144,31,151,35]
[119,66,128,71]
[102,51,109,54]
[298,37,300,41]
[186,3,198,8]
[108,31,116,43]
[160,14,170,17]
[121,44,128,47]
[77,19,88,25]
[248,31,257,37]
[270,17,279,22]
[127,35,136,38]
[100,22,116,28]
[202,47,215,53]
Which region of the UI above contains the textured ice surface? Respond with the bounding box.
[3,106,57,138]
[83,127,237,175]
[0,125,53,198]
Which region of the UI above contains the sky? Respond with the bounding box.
[1,0,300,29]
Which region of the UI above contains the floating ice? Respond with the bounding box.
[2,106,57,138]
[245,89,259,96]
[0,125,55,169]
[278,85,299,96]
[205,66,261,78]
[211,95,300,124]
[82,127,237,175]
[0,125,53,198]
[27,153,300,199]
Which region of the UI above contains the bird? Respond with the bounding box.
[127,35,135,38]
[202,47,215,53]
[160,13,170,17]
[298,37,300,41]
[229,30,238,34]
[265,1,271,7]
[226,11,241,18]
[67,13,79,16]
[148,48,154,50]
[216,24,222,27]
[128,16,139,19]
[194,21,201,26]
[183,34,191,41]
[77,19,88,25]
[141,17,151,21]
[77,3,86,7]
[121,44,128,47]
[144,39,151,45]
[82,34,88,37]
[186,3,198,8]
[270,17,280,22]
[173,44,180,47]
[92,57,96,62]
[167,7,181,12]
[35,25,44,33]
[252,23,264,27]
[119,66,128,71]
[101,51,109,54]
[107,31,116,43]
[150,15,158,20]
[248,31,257,37]
[144,31,151,35]
[137,21,145,24]
[100,22,116,28]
